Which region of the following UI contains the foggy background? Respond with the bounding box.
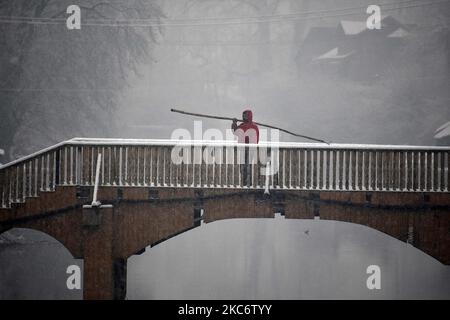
[1,0,449,299]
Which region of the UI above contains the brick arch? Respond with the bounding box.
[200,190,450,265]
[1,208,84,259]
[0,225,79,259]
[113,201,199,259]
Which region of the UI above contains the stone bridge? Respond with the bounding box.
[0,138,449,299]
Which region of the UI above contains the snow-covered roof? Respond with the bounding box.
[340,20,367,35]
[340,16,407,37]
[388,27,409,38]
[314,47,354,60]
[434,121,450,139]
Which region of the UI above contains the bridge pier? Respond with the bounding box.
[82,204,126,300]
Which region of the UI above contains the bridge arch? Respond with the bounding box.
[192,210,446,265]
[199,189,450,265]
[0,226,79,258]
[0,227,82,299]
[126,217,450,299]
[0,205,84,259]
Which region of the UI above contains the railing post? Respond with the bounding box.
[92,153,102,207]
[55,149,60,186]
[76,146,82,185]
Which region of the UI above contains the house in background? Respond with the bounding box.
[297,16,413,80]
[296,26,343,76]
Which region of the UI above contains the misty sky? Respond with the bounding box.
[116,0,450,146]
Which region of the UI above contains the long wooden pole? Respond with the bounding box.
[171,108,330,144]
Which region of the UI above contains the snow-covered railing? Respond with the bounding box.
[0,138,449,208]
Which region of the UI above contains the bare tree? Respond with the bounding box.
[0,0,164,160]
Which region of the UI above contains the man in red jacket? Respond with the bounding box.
[231,109,259,144]
[232,110,259,186]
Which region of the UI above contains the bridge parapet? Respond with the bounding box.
[0,138,449,208]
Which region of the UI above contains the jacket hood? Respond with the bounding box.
[243,109,253,122]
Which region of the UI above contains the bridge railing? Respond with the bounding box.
[0,138,449,207]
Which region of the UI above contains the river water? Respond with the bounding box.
[1,217,450,299]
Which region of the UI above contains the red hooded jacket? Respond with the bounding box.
[232,110,259,143]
